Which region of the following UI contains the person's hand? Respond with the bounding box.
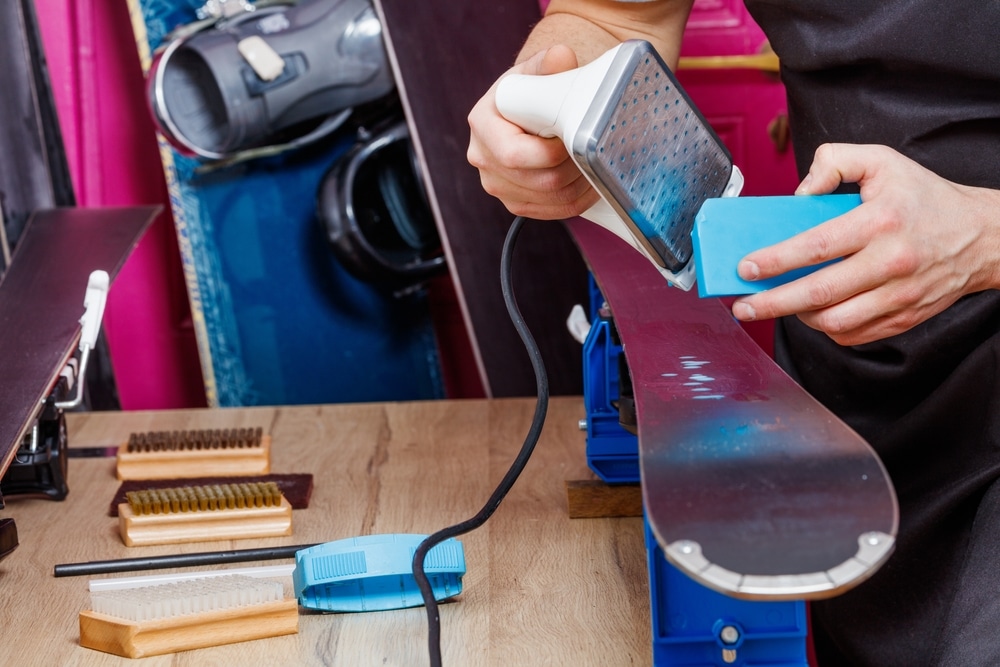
[466,45,600,221]
[731,143,1000,346]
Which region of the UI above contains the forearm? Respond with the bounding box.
[518,0,693,67]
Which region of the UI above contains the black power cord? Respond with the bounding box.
[411,215,550,666]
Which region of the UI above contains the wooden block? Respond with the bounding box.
[566,480,643,519]
[79,598,298,659]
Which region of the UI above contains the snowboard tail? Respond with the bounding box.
[567,218,898,600]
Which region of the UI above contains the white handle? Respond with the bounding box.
[495,44,622,143]
[80,270,110,350]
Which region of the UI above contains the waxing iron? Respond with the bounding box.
[496,39,744,291]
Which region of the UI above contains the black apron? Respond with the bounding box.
[743,2,1000,664]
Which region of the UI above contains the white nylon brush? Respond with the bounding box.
[496,39,744,290]
[79,571,298,658]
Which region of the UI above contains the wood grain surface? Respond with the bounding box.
[0,397,651,666]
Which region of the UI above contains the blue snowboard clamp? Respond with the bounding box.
[582,275,641,483]
[644,520,809,666]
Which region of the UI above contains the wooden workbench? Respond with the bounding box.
[0,397,650,666]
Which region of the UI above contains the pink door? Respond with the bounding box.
[679,0,799,197]
[34,0,206,409]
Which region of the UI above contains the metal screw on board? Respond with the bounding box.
[719,625,740,664]
[578,419,588,431]
[719,625,740,644]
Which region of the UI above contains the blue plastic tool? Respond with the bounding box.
[692,194,862,297]
[644,520,809,666]
[293,533,465,612]
[581,275,641,483]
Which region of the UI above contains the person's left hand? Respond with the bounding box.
[730,143,1000,346]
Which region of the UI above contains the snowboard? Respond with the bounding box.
[0,207,158,488]
[567,217,898,600]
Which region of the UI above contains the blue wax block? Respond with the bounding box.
[692,194,862,297]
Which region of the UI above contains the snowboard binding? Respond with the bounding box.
[318,115,446,292]
[147,0,395,162]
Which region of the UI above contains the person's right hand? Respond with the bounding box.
[467,45,600,221]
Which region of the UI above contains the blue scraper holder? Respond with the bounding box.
[293,533,466,612]
[644,520,809,666]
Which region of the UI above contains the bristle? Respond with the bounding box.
[125,482,283,516]
[89,574,284,623]
[125,427,264,453]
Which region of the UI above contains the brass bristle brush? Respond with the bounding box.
[118,481,292,546]
[115,427,271,480]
